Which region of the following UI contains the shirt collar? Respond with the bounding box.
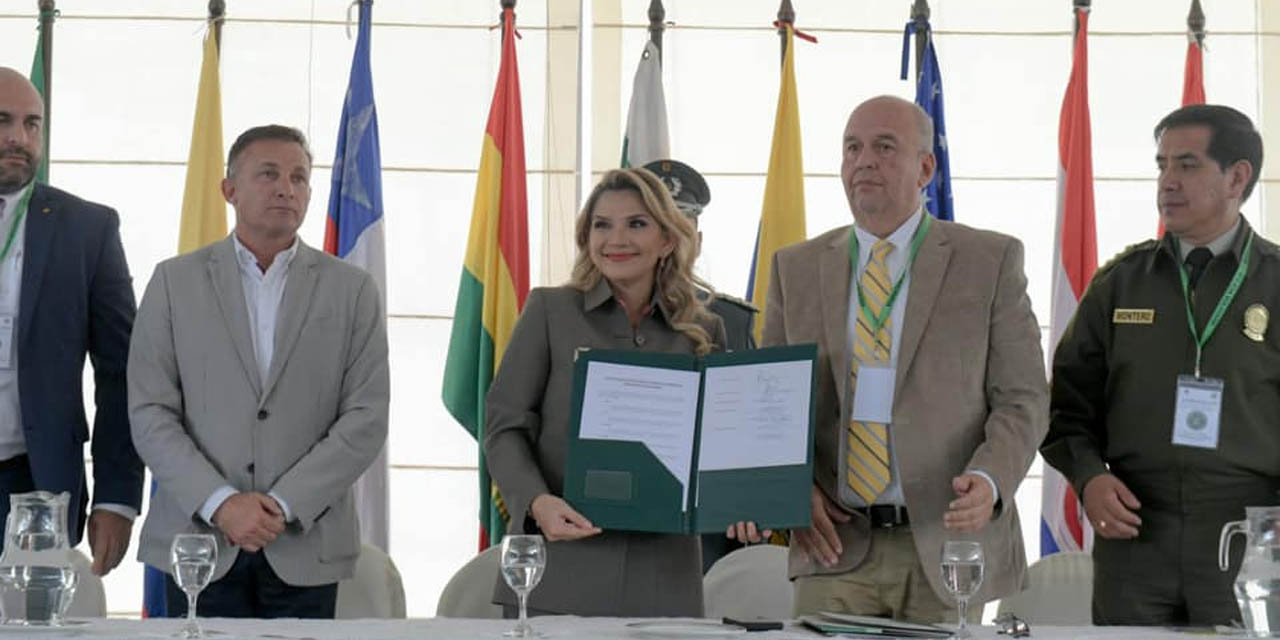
[0,183,34,221]
[1175,215,1244,262]
[582,277,669,320]
[233,234,300,273]
[853,207,925,256]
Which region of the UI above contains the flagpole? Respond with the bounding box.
[776,0,793,65]
[647,0,664,65]
[1187,0,1205,49]
[210,0,225,50]
[500,0,515,37]
[910,0,929,83]
[1074,0,1090,32]
[37,0,54,161]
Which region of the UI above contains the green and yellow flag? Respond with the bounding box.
[442,7,529,550]
[177,29,227,254]
[745,25,807,344]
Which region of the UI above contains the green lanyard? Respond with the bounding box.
[1177,230,1253,378]
[847,213,932,336]
[0,187,33,263]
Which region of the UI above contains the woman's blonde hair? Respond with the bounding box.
[569,168,716,354]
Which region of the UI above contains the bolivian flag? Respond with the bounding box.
[442,6,529,551]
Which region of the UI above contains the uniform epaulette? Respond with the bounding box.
[712,292,759,314]
[1096,238,1160,278]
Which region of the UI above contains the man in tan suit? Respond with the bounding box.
[764,96,1047,623]
[129,125,389,618]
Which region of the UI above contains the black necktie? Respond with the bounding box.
[1185,247,1213,290]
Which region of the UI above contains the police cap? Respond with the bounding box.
[643,158,710,219]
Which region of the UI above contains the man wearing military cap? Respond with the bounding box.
[643,158,757,353]
[645,158,761,572]
[1043,104,1280,626]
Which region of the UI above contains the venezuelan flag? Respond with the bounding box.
[442,6,529,551]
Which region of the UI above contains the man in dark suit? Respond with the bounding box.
[0,67,142,576]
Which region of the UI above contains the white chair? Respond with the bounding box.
[66,548,106,618]
[436,545,503,618]
[703,544,793,620]
[995,551,1093,625]
[335,544,406,619]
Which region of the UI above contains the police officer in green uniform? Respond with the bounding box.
[643,159,758,352]
[1043,104,1280,627]
[645,158,761,572]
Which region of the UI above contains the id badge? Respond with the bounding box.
[0,315,12,369]
[1172,374,1223,449]
[852,365,895,423]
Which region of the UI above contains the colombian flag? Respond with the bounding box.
[745,25,807,344]
[442,6,529,551]
[146,23,227,619]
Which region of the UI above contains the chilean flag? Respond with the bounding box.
[1043,6,1097,557]
[323,0,389,551]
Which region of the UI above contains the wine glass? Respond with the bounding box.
[170,534,217,639]
[940,540,984,639]
[500,534,546,638]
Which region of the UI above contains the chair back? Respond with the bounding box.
[995,551,1093,625]
[336,543,406,619]
[703,545,793,620]
[66,548,106,618]
[436,545,503,618]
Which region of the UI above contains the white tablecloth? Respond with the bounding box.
[0,617,1242,639]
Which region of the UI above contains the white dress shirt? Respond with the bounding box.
[1177,216,1241,261]
[0,185,135,520]
[0,186,31,462]
[198,235,299,526]
[842,209,997,508]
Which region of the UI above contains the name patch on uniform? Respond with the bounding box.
[1113,309,1155,324]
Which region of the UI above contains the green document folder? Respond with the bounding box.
[563,344,817,534]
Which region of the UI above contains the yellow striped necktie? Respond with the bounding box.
[847,239,894,503]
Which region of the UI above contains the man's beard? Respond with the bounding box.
[0,147,36,194]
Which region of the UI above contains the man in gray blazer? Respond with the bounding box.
[128,125,389,619]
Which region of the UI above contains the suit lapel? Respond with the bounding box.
[207,237,263,396]
[820,228,853,409]
[896,220,951,393]
[18,184,56,347]
[261,242,319,403]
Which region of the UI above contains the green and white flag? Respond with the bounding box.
[620,40,669,168]
[30,17,49,184]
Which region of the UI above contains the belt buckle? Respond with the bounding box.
[870,505,903,528]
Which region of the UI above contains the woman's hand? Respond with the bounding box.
[725,521,773,543]
[529,494,603,541]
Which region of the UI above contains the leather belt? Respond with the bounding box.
[0,454,29,472]
[854,504,910,528]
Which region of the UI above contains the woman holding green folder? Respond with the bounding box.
[484,168,751,617]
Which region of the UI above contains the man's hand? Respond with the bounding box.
[87,510,133,577]
[944,473,995,533]
[529,494,602,542]
[212,492,286,552]
[726,521,774,543]
[791,484,849,568]
[1082,473,1142,539]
